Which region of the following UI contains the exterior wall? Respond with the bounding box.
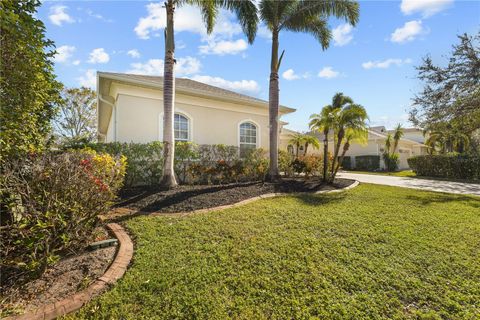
[107,83,271,149]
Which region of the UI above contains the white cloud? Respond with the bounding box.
[400,0,453,17]
[191,75,260,95]
[88,48,110,64]
[390,20,425,43]
[84,8,113,22]
[199,39,247,55]
[370,113,411,129]
[77,69,96,89]
[54,45,76,63]
[127,49,141,58]
[49,5,75,26]
[127,56,201,76]
[134,3,241,40]
[318,67,340,79]
[282,69,300,81]
[362,58,412,69]
[73,60,81,66]
[257,25,272,39]
[332,24,354,46]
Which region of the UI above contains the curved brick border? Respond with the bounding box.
[149,180,360,217]
[7,223,133,320]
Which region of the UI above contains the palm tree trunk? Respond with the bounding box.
[295,142,299,158]
[322,129,329,182]
[330,129,344,182]
[266,30,280,181]
[304,143,309,156]
[333,141,350,178]
[160,0,178,188]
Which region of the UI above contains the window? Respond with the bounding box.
[239,122,257,157]
[174,113,189,141]
[287,144,294,155]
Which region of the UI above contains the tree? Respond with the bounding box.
[333,127,367,177]
[392,123,404,154]
[160,0,258,188]
[382,133,400,171]
[425,128,470,154]
[0,0,62,161]
[309,93,355,182]
[259,0,359,181]
[410,32,480,136]
[289,133,305,158]
[53,87,97,145]
[330,103,368,181]
[303,134,320,156]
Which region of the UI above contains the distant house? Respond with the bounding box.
[298,126,429,170]
[96,72,296,156]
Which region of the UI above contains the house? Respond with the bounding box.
[300,126,429,170]
[96,72,296,156]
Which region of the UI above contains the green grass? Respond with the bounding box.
[345,170,417,177]
[70,185,480,320]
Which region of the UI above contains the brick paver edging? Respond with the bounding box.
[149,180,360,217]
[6,223,133,320]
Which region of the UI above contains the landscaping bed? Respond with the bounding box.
[0,227,116,318]
[113,178,355,215]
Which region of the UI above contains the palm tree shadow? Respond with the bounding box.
[293,192,347,206]
[406,194,480,208]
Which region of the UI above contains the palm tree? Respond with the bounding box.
[330,103,368,181]
[309,93,355,182]
[384,133,392,155]
[425,130,470,154]
[259,0,359,181]
[333,127,367,177]
[288,132,305,158]
[303,134,320,156]
[392,123,404,154]
[160,0,258,188]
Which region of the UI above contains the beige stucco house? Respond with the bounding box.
[97,72,295,155]
[295,126,429,170]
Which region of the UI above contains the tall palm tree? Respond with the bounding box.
[259,0,359,181]
[330,103,368,181]
[303,134,320,155]
[392,123,404,154]
[333,127,367,177]
[425,130,470,154]
[384,133,392,155]
[288,132,305,158]
[309,92,354,182]
[160,0,258,188]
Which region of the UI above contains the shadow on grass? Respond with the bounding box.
[294,192,347,206]
[406,193,480,208]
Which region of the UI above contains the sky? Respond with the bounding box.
[38,0,480,132]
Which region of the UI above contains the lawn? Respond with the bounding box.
[70,184,480,320]
[345,170,417,177]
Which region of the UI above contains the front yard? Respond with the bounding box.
[71,184,479,319]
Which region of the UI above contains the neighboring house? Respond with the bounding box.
[301,126,429,170]
[97,72,295,156]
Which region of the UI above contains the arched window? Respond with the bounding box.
[239,122,257,157]
[174,113,189,141]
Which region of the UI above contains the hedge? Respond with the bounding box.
[339,156,352,170]
[407,155,480,180]
[354,155,380,171]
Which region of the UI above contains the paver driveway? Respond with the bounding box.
[337,172,480,196]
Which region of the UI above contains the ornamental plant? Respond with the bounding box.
[0,150,126,285]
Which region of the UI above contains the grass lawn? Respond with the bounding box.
[345,170,417,177]
[70,184,480,320]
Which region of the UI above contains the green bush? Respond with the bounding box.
[383,153,399,172]
[354,155,380,171]
[291,155,323,178]
[0,150,126,284]
[408,155,480,180]
[278,150,295,177]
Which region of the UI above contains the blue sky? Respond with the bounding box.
[38,0,479,132]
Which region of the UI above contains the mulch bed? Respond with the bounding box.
[113,178,355,216]
[0,227,117,318]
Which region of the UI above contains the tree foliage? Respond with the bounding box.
[409,32,480,135]
[54,87,97,145]
[0,0,62,160]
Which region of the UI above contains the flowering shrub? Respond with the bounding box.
[0,150,126,284]
[291,155,323,178]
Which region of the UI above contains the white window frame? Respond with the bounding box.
[158,109,193,142]
[238,120,260,156]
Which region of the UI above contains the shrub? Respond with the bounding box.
[408,155,480,180]
[0,150,126,284]
[291,155,323,178]
[354,155,380,171]
[383,153,399,172]
[339,156,352,170]
[278,150,295,177]
[243,148,269,181]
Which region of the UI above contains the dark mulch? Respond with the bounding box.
[0,227,116,317]
[114,178,355,215]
